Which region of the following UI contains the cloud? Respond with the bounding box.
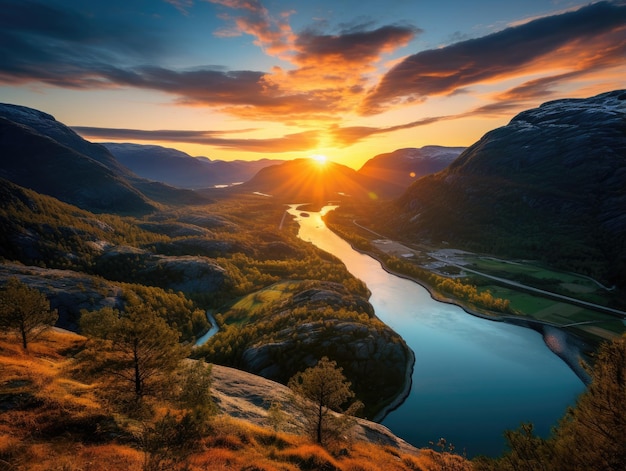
[0,0,414,121]
[3,0,623,130]
[165,0,194,14]
[208,0,295,56]
[207,1,417,118]
[73,126,319,153]
[330,115,455,147]
[363,1,626,114]
[294,25,418,67]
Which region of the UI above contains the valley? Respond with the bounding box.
[1,89,625,470]
[326,207,625,346]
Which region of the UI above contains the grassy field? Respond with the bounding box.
[219,280,302,325]
[466,257,610,303]
[480,283,624,341]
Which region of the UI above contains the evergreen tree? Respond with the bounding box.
[80,304,189,402]
[552,336,626,471]
[288,356,362,445]
[0,277,58,351]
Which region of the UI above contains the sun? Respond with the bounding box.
[311,154,327,164]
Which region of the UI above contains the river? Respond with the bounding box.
[287,204,585,457]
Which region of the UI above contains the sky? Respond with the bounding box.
[1,0,625,169]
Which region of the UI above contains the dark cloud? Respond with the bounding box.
[73,126,319,153]
[363,1,626,114]
[330,115,455,147]
[494,72,582,103]
[294,25,419,65]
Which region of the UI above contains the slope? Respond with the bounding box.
[386,89,626,289]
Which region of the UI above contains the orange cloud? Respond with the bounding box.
[73,126,319,152]
[363,1,626,114]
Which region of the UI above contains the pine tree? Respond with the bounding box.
[552,336,626,470]
[80,304,189,402]
[288,356,362,445]
[0,277,58,351]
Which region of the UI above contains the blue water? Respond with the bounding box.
[288,205,585,457]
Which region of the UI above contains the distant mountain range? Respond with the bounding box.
[224,147,463,203]
[0,102,463,210]
[382,90,626,288]
[102,143,285,189]
[0,104,209,213]
[102,142,462,199]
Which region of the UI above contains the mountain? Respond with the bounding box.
[386,90,626,288]
[103,142,285,189]
[357,146,465,197]
[232,158,377,203]
[0,115,155,214]
[0,104,210,212]
[233,149,462,204]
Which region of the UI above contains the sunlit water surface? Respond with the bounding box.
[288,205,585,457]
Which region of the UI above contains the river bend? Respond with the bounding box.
[288,205,584,457]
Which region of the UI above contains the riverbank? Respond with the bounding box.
[372,343,416,422]
[331,227,593,385]
[193,310,219,347]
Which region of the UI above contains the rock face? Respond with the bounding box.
[230,281,412,420]
[210,363,419,455]
[95,248,226,294]
[392,90,626,288]
[0,262,124,331]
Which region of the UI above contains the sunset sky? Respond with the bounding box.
[1,0,625,169]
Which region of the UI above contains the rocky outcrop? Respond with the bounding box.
[0,262,123,330]
[210,363,420,455]
[96,247,226,294]
[228,281,411,420]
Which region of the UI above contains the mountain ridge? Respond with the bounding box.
[103,142,286,189]
[0,103,211,212]
[387,89,626,289]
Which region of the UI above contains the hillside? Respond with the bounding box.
[103,143,284,189]
[0,104,210,212]
[379,90,626,291]
[357,146,465,197]
[231,157,408,204]
[0,329,466,471]
[0,176,412,418]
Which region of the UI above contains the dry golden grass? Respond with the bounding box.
[0,329,472,471]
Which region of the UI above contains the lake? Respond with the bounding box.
[287,204,585,457]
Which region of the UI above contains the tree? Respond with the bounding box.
[139,361,215,471]
[551,336,626,471]
[288,356,362,445]
[80,304,189,402]
[0,277,58,351]
[176,359,216,416]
